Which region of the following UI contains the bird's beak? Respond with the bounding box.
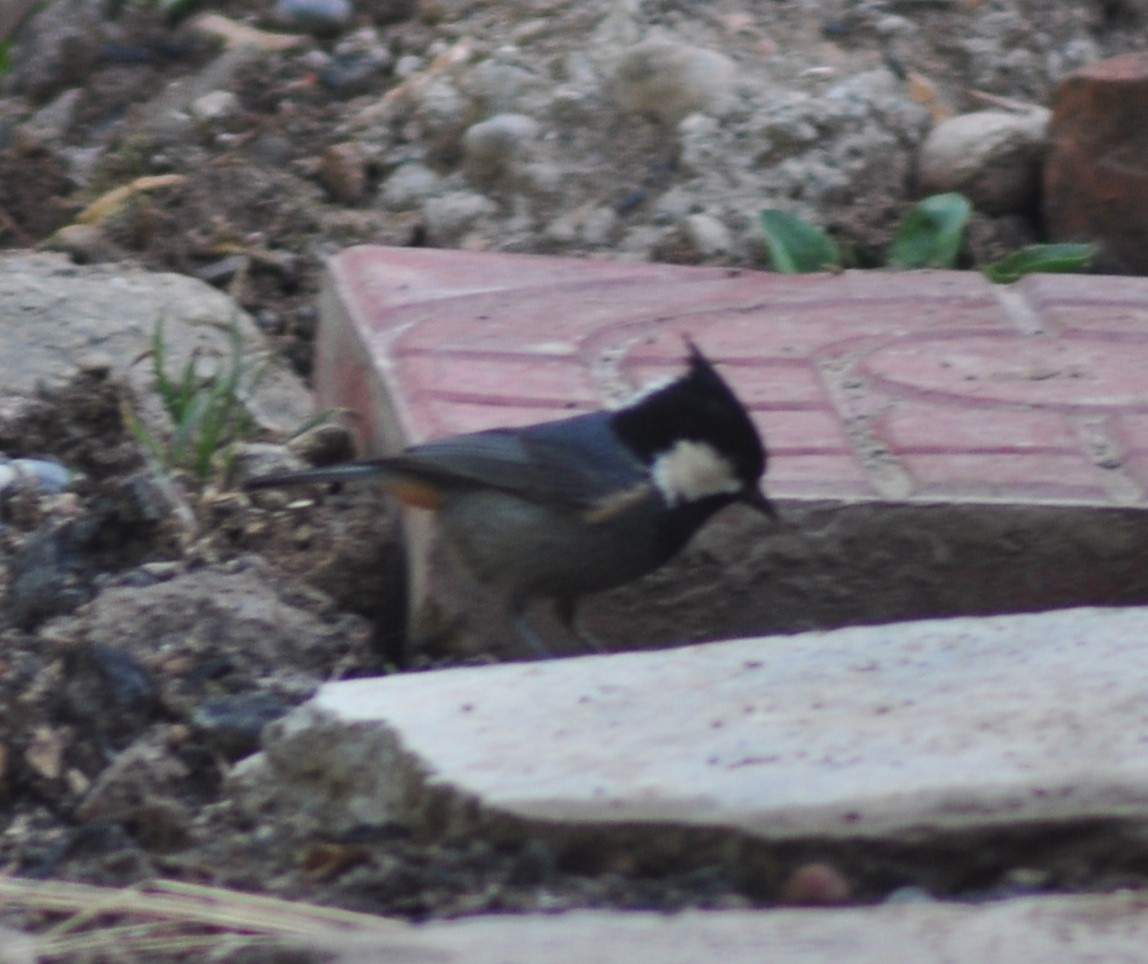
[743,487,777,518]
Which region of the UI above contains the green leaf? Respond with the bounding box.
[887,193,971,269]
[759,209,841,273]
[982,243,1097,284]
[151,318,171,404]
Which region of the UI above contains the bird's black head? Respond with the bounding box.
[611,342,773,515]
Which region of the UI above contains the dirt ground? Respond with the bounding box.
[2,0,1148,958]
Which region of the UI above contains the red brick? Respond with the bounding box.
[1043,52,1148,273]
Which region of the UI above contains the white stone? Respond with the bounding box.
[380,163,443,211]
[467,62,534,113]
[422,191,498,242]
[463,113,541,181]
[684,213,732,256]
[394,54,423,79]
[919,108,1050,215]
[580,206,618,246]
[190,90,239,122]
[611,39,738,124]
[521,161,564,195]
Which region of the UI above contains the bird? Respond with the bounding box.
[244,342,774,657]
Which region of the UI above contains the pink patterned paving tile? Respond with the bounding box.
[319,247,1148,507]
[1014,274,1148,338]
[757,409,855,454]
[860,332,1148,412]
[337,248,1014,364]
[1017,274,1148,302]
[1123,456,1148,494]
[766,453,877,499]
[396,352,600,407]
[1108,415,1148,496]
[379,285,1011,364]
[875,404,1083,453]
[412,400,593,439]
[1112,413,1148,454]
[899,452,1113,503]
[331,245,713,310]
[625,357,831,410]
[334,245,1006,310]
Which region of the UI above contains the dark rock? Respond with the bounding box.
[193,692,298,757]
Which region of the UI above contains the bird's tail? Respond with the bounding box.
[244,459,445,509]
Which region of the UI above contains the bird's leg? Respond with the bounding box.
[555,597,606,654]
[510,611,554,659]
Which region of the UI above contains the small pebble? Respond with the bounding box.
[45,223,113,264]
[580,206,618,247]
[88,643,158,709]
[274,0,353,35]
[779,862,852,905]
[193,693,298,757]
[77,352,114,378]
[381,163,442,210]
[884,885,936,905]
[612,39,737,124]
[616,188,647,214]
[320,51,388,95]
[0,458,71,494]
[195,254,248,287]
[318,142,369,204]
[423,191,498,243]
[190,90,240,123]
[394,54,423,78]
[684,213,732,257]
[463,113,540,182]
[363,0,416,24]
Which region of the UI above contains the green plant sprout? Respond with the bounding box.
[760,193,1096,282]
[125,316,268,486]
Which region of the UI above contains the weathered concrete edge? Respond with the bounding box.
[396,893,1148,964]
[229,607,1148,850]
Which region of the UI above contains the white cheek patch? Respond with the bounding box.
[651,439,742,506]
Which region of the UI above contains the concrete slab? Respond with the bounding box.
[308,246,1148,656]
[382,895,1148,964]
[231,606,1148,844]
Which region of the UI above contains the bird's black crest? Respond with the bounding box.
[609,342,766,485]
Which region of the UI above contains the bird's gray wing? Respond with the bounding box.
[246,416,651,509]
[399,419,649,508]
